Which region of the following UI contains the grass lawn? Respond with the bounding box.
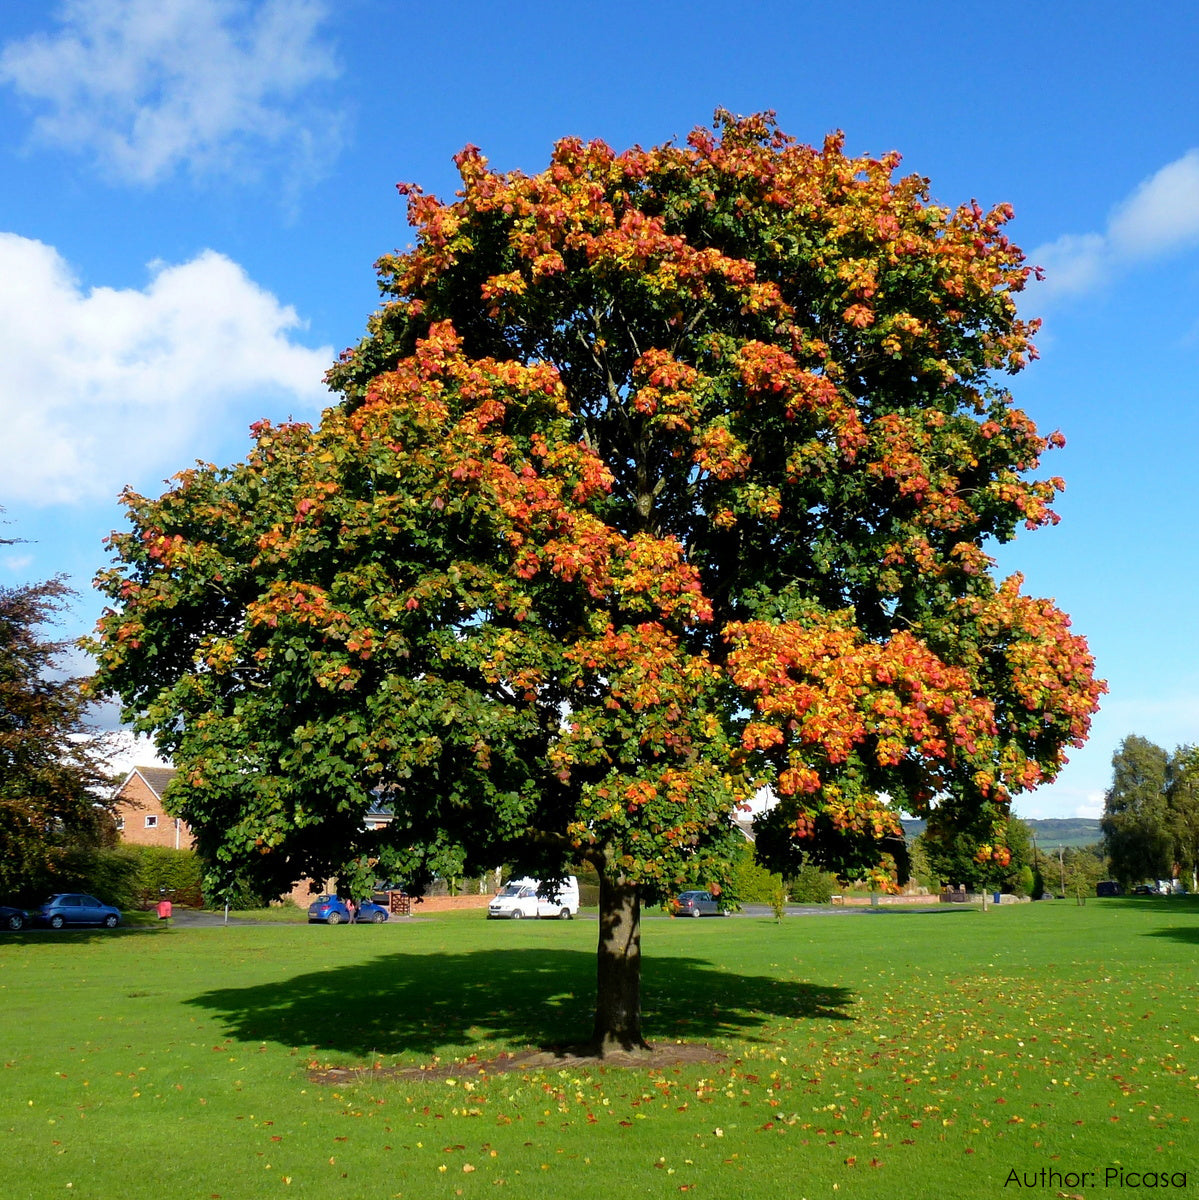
[2,899,1196,1199]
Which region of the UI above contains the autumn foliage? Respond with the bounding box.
[88,112,1102,1046]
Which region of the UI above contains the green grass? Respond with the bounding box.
[197,903,311,923]
[2,899,1197,1199]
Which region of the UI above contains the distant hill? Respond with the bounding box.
[901,817,1102,850]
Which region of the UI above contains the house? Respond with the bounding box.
[109,771,469,910]
[112,765,193,850]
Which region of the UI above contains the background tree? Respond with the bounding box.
[0,562,115,898]
[1004,817,1038,897]
[1101,735,1172,887]
[1060,843,1109,898]
[916,814,1037,894]
[1165,744,1199,889]
[88,113,1102,1054]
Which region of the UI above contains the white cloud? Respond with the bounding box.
[1030,232,1110,297]
[0,0,342,185]
[99,729,171,774]
[0,233,333,506]
[1108,149,1199,258]
[1031,148,1199,301]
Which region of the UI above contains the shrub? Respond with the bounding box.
[730,843,787,904]
[127,846,205,907]
[790,864,838,904]
[19,846,141,909]
[34,846,206,909]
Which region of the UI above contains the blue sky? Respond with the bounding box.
[1,0,1197,819]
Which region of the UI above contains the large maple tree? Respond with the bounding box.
[88,113,1102,1052]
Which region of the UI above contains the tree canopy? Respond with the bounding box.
[1101,735,1172,887]
[1102,734,1199,889]
[87,112,1103,1051]
[1,561,114,897]
[917,814,1039,895]
[1166,747,1199,888]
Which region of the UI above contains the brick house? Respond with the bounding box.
[113,765,194,850]
[109,773,489,912]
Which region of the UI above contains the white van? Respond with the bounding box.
[487,876,580,920]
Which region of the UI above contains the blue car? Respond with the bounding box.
[307,895,389,925]
[35,894,122,929]
[1,905,29,931]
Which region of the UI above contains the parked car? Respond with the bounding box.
[487,876,580,920]
[34,894,121,929]
[307,895,389,924]
[1,905,29,931]
[1095,881,1122,897]
[672,890,724,917]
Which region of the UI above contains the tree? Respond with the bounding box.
[1059,843,1108,898]
[87,112,1102,1053]
[1101,735,1172,887]
[917,815,1037,894]
[0,566,115,897]
[1164,745,1199,889]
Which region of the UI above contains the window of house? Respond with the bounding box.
[116,816,125,830]
[145,815,158,828]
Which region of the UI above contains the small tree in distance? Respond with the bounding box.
[88,112,1103,1055]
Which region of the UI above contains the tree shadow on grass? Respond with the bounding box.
[1145,925,1199,946]
[1105,895,1199,913]
[185,948,853,1060]
[11,924,165,943]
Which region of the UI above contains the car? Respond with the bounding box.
[1132,883,1159,896]
[34,894,122,929]
[487,877,580,920]
[672,890,724,917]
[307,895,389,924]
[1095,881,1122,897]
[1,905,29,931]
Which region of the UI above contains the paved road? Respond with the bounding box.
[164,903,893,927]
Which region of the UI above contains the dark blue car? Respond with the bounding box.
[307,895,389,924]
[1,905,28,931]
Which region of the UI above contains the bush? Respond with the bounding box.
[126,846,205,907]
[36,846,142,909]
[34,846,206,909]
[730,843,787,904]
[790,864,838,904]
[1012,865,1035,898]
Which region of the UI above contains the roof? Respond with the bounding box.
[120,765,178,800]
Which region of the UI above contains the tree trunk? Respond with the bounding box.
[590,872,650,1054]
